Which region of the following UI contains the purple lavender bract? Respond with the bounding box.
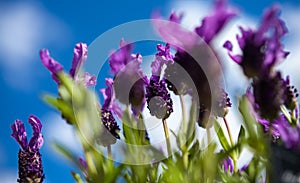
[11,115,44,183]
[224,5,289,78]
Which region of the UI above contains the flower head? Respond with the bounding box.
[40,43,96,87]
[221,156,234,174]
[224,5,289,78]
[109,40,146,114]
[98,78,121,146]
[252,72,284,121]
[11,115,44,183]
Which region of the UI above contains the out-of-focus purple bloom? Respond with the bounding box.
[252,72,284,121]
[195,0,236,44]
[11,115,44,183]
[40,43,96,87]
[40,49,63,84]
[108,40,146,114]
[215,89,232,117]
[169,12,183,24]
[258,118,280,140]
[282,76,298,111]
[98,78,121,146]
[221,156,233,174]
[277,115,300,151]
[224,6,289,78]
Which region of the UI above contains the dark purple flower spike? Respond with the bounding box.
[11,115,44,183]
[98,78,121,147]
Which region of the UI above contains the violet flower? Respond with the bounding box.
[40,43,96,87]
[277,115,300,151]
[11,115,44,183]
[224,5,289,78]
[221,156,234,174]
[98,78,121,146]
[252,72,284,121]
[146,44,174,120]
[195,0,236,44]
[108,40,146,115]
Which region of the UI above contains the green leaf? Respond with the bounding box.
[71,172,84,183]
[237,126,246,155]
[214,119,231,151]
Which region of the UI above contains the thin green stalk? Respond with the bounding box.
[107,145,112,159]
[162,119,172,156]
[179,95,187,125]
[179,94,188,168]
[223,117,237,173]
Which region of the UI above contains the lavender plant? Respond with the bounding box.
[10,0,300,182]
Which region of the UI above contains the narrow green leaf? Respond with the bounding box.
[214,119,231,151]
[71,171,84,183]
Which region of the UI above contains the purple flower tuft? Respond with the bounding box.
[224,5,288,78]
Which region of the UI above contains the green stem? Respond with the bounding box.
[162,119,172,156]
[179,95,187,125]
[223,117,237,173]
[179,95,189,168]
[107,145,112,159]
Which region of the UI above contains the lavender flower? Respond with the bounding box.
[146,44,174,120]
[214,89,232,117]
[277,115,300,151]
[11,115,44,183]
[252,72,284,121]
[224,6,289,78]
[40,43,96,87]
[108,40,146,114]
[195,0,236,44]
[98,78,121,146]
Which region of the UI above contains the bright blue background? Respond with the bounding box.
[0,0,299,182]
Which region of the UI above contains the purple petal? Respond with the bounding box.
[83,72,96,87]
[195,0,236,43]
[222,156,234,173]
[69,43,88,78]
[40,49,64,83]
[223,41,233,51]
[28,115,42,134]
[11,119,28,150]
[169,12,183,23]
[101,78,114,109]
[29,133,44,152]
[28,115,43,151]
[109,40,133,75]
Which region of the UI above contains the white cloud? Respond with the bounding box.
[0,2,71,91]
[278,5,300,89]
[0,170,17,183]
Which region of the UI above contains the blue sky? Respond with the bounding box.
[1,0,300,182]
